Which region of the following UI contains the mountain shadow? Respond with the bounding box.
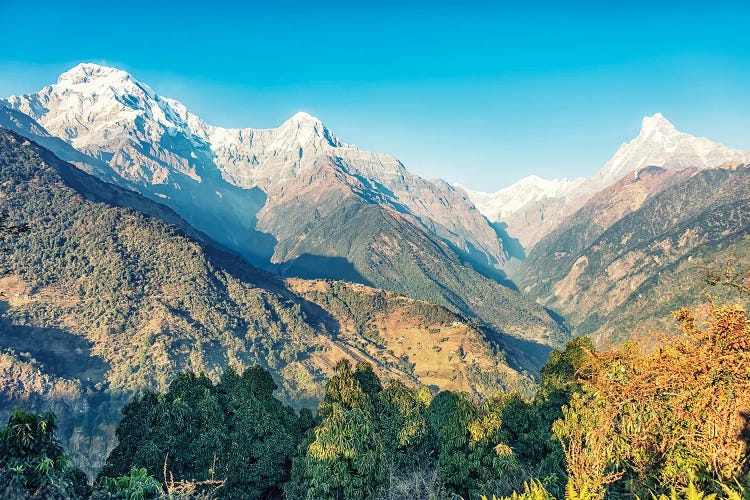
[490,221,526,261]
[0,304,109,388]
[543,307,571,336]
[281,254,374,286]
[446,238,519,291]
[200,246,343,340]
[491,331,554,375]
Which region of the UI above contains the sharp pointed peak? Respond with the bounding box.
[522,174,546,183]
[640,112,676,135]
[272,111,341,147]
[58,63,132,83]
[285,111,323,125]
[52,63,159,102]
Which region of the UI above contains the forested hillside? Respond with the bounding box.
[0,128,534,476]
[4,287,747,498]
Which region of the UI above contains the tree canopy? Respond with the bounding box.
[0,409,89,499]
[101,367,311,499]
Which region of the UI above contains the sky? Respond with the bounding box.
[1,0,749,191]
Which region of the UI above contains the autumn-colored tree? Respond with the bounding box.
[554,302,750,497]
[552,392,622,498]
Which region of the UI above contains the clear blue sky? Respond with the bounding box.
[1,0,749,191]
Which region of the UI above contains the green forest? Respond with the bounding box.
[2,289,749,498]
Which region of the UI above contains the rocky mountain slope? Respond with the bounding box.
[518,164,750,346]
[1,63,567,347]
[0,128,538,475]
[591,113,750,190]
[460,113,750,347]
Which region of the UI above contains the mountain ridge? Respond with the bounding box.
[4,62,504,270]
[462,113,750,250]
[3,63,567,348]
[518,163,750,346]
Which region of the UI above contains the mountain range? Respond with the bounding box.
[461,112,750,345]
[0,128,536,474]
[0,63,563,346]
[462,112,750,250]
[0,62,749,476]
[518,164,750,345]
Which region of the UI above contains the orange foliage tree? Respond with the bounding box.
[555,302,750,497]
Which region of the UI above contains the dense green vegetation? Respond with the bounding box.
[0,409,89,498]
[6,294,747,499]
[102,367,312,498]
[0,129,323,396]
[0,128,326,474]
[0,351,577,498]
[0,330,593,498]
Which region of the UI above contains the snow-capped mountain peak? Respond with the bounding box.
[287,111,319,123]
[51,62,159,109]
[275,111,341,148]
[57,62,133,87]
[594,113,750,189]
[4,63,506,273]
[459,175,584,220]
[639,112,676,136]
[7,62,208,151]
[505,175,576,195]
[7,64,349,161]
[459,112,750,249]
